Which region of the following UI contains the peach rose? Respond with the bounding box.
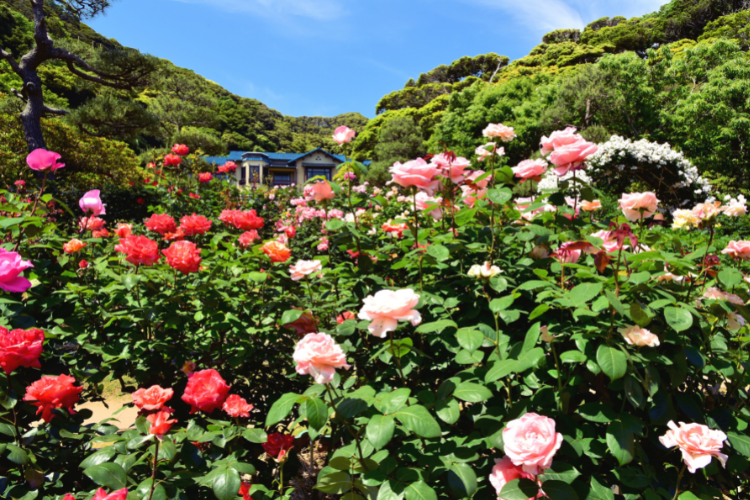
[310,181,335,202]
[63,239,87,254]
[722,240,750,260]
[289,260,322,281]
[618,325,660,347]
[723,201,747,217]
[358,288,421,338]
[483,123,516,142]
[580,200,601,211]
[512,159,547,182]
[540,127,582,155]
[549,139,598,176]
[502,413,563,474]
[293,333,351,384]
[261,241,292,263]
[618,192,659,221]
[389,159,440,194]
[659,421,727,473]
[489,456,539,500]
[692,201,722,221]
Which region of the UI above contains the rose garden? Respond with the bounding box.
[0,122,749,500]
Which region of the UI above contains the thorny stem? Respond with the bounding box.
[14,171,48,252]
[7,374,21,447]
[550,342,565,412]
[147,439,160,500]
[388,330,407,386]
[412,188,423,289]
[324,385,369,472]
[484,287,502,359]
[672,464,687,500]
[686,225,714,304]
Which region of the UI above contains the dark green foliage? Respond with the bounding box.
[0,4,33,57]
[413,53,509,86]
[699,10,750,48]
[367,115,423,184]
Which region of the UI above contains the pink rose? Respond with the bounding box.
[618,192,659,221]
[92,489,128,500]
[489,456,540,500]
[310,181,335,202]
[289,260,323,281]
[0,249,34,293]
[358,289,421,338]
[79,189,106,216]
[702,287,743,305]
[476,142,503,161]
[415,192,442,220]
[722,240,750,260]
[580,200,601,211]
[618,325,660,347]
[502,413,563,474]
[540,127,582,155]
[332,126,356,145]
[389,159,440,194]
[293,333,351,384]
[549,139,598,176]
[692,202,722,221]
[553,242,582,264]
[590,230,619,253]
[483,123,516,142]
[659,421,728,473]
[431,153,471,184]
[26,149,65,172]
[465,170,492,189]
[512,159,547,182]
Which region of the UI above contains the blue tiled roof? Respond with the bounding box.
[218,149,347,165]
[204,156,230,165]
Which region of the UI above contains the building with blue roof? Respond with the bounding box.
[203,148,348,187]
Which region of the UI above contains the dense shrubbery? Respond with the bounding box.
[2,124,750,500]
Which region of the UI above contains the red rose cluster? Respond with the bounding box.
[179,214,212,236]
[0,327,44,374]
[262,433,295,462]
[115,235,161,266]
[219,209,264,230]
[162,241,202,275]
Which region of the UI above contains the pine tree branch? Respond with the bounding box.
[42,105,68,116]
[0,48,21,73]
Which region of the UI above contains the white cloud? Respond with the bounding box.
[170,0,347,21]
[465,0,585,32]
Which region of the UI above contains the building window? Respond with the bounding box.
[306,168,331,181]
[239,166,247,185]
[270,171,295,186]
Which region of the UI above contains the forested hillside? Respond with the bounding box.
[355,0,750,193]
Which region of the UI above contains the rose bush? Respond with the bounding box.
[0,128,748,500]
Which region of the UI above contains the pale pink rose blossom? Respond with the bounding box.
[431,153,471,184]
[580,200,601,211]
[549,139,598,176]
[722,201,747,217]
[389,159,440,194]
[332,126,356,145]
[489,456,540,500]
[461,185,487,208]
[554,242,582,264]
[540,127,582,155]
[512,159,547,182]
[289,260,323,281]
[465,170,492,189]
[483,123,516,142]
[310,181,335,202]
[702,287,744,305]
[721,240,750,260]
[502,413,563,474]
[618,192,659,221]
[692,202,722,221]
[659,421,728,473]
[317,238,329,252]
[415,192,443,220]
[293,333,351,384]
[79,190,106,216]
[358,289,421,338]
[619,325,660,347]
[476,142,503,161]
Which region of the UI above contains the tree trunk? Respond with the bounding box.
[19,75,47,152]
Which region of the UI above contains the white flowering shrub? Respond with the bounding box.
[587,135,712,207]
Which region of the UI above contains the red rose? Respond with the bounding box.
[336,311,356,324]
[115,223,133,239]
[92,488,128,500]
[188,193,201,200]
[131,385,174,412]
[0,327,44,375]
[115,235,161,266]
[238,231,259,248]
[283,310,318,336]
[181,369,230,414]
[234,210,264,230]
[179,214,212,236]
[162,241,202,275]
[147,409,176,438]
[79,260,89,269]
[223,394,254,418]
[172,144,190,156]
[92,229,109,239]
[284,226,296,238]
[262,433,294,462]
[198,173,213,183]
[164,154,182,166]
[239,482,253,500]
[144,214,177,235]
[24,374,83,422]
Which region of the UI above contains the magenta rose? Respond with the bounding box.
[26,149,65,172]
[79,189,106,216]
[0,249,34,293]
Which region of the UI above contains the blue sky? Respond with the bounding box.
[89,0,670,118]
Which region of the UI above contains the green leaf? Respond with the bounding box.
[541,480,579,500]
[305,397,329,431]
[606,420,635,466]
[612,467,650,489]
[326,219,345,231]
[3,443,28,465]
[588,476,613,500]
[456,329,484,352]
[448,463,477,496]
[486,188,513,205]
[630,302,651,327]
[427,244,449,261]
[394,405,441,438]
[435,397,461,424]
[728,432,750,457]
[375,388,411,414]
[212,464,241,500]
[242,428,268,444]
[521,323,540,354]
[490,296,515,313]
[718,268,743,288]
[453,382,492,403]
[596,345,628,382]
[367,415,395,450]
[280,309,304,325]
[577,403,617,423]
[485,360,516,383]
[569,283,602,304]
[560,351,586,364]
[80,447,116,469]
[604,289,627,317]
[315,472,352,494]
[529,304,549,320]
[500,478,539,500]
[455,208,476,226]
[265,393,299,427]
[84,463,127,490]
[664,307,693,332]
[405,481,437,500]
[677,493,700,500]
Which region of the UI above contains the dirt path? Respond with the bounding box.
[79,395,138,430]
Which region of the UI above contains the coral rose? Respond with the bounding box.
[181,369,231,414]
[358,289,422,338]
[389,159,440,194]
[223,394,254,417]
[179,214,212,236]
[198,173,213,183]
[132,385,174,412]
[289,260,322,281]
[79,216,105,232]
[238,230,260,248]
[0,327,44,375]
[540,127,582,155]
[115,223,133,238]
[483,123,516,142]
[164,154,182,166]
[618,192,659,221]
[722,240,750,260]
[27,149,65,172]
[79,190,106,216]
[489,456,539,500]
[332,126,356,145]
[618,325,660,347]
[580,200,602,211]
[79,260,89,269]
[92,489,128,500]
[63,239,87,254]
[293,333,351,384]
[172,144,190,156]
[263,433,294,462]
[465,170,492,189]
[337,311,356,324]
[549,138,598,176]
[147,409,176,438]
[261,241,291,263]
[659,421,728,473]
[502,413,563,474]
[382,220,408,239]
[234,210,264,230]
[310,181,335,202]
[0,249,34,293]
[144,214,177,235]
[162,241,202,275]
[512,159,547,182]
[24,374,83,422]
[115,236,161,266]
